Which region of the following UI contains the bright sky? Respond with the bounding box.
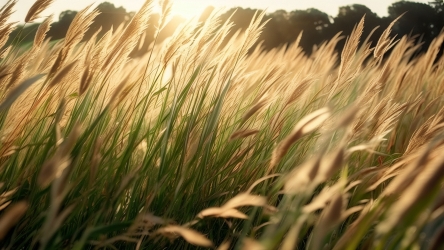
[11,0,432,23]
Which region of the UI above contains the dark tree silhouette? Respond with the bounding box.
[267,9,292,43]
[85,2,131,39]
[388,1,443,54]
[47,10,78,40]
[329,5,387,54]
[217,8,262,50]
[5,0,444,60]
[287,8,331,53]
[429,0,444,13]
[260,10,290,49]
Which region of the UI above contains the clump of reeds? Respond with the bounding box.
[25,0,55,23]
[0,0,444,249]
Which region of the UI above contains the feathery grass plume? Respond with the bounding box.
[77,29,101,95]
[371,101,407,140]
[374,14,404,59]
[350,74,390,139]
[0,20,16,58]
[47,60,78,88]
[241,10,268,55]
[33,15,53,49]
[79,62,92,95]
[242,238,265,250]
[334,105,360,133]
[230,128,259,140]
[283,76,312,107]
[101,0,154,72]
[281,214,308,250]
[284,155,322,194]
[217,241,230,250]
[216,193,267,210]
[0,65,9,84]
[62,6,99,51]
[0,74,45,111]
[240,96,269,125]
[25,0,54,23]
[158,0,173,30]
[198,193,267,218]
[0,45,11,59]
[0,201,28,240]
[380,139,438,195]
[107,73,131,109]
[38,123,81,188]
[2,3,444,248]
[331,199,377,250]
[161,19,196,65]
[199,12,235,59]
[365,150,427,193]
[191,8,228,62]
[328,16,365,101]
[6,55,28,89]
[419,33,444,75]
[0,188,17,211]
[246,174,281,194]
[376,147,444,237]
[270,107,331,171]
[156,225,214,248]
[48,6,99,78]
[0,145,17,159]
[0,0,15,21]
[339,15,365,77]
[89,137,102,187]
[308,192,344,250]
[0,202,9,211]
[53,98,65,146]
[89,27,112,70]
[48,51,68,84]
[404,107,444,155]
[0,0,16,37]
[302,180,355,214]
[197,207,248,219]
[39,198,75,248]
[314,148,345,183]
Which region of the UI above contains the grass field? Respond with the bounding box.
[1,0,444,249]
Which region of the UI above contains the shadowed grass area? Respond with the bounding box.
[1,0,444,249]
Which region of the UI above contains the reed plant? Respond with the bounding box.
[1,0,444,249]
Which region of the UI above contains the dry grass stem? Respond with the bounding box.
[1,1,444,248]
[270,107,331,170]
[0,201,28,240]
[230,128,259,140]
[33,15,53,49]
[25,0,54,23]
[374,14,404,59]
[0,74,45,110]
[157,225,214,248]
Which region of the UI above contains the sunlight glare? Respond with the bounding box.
[170,1,209,19]
[126,0,208,20]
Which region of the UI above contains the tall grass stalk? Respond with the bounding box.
[1,1,444,249]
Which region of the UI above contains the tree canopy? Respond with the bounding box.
[7,1,444,57]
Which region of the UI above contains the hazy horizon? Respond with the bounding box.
[10,0,432,24]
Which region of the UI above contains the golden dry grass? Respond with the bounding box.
[1,0,444,249]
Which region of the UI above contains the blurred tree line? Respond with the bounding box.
[7,1,444,57]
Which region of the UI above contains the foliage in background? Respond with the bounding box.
[4,0,444,57]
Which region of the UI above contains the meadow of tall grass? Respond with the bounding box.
[1,0,444,249]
